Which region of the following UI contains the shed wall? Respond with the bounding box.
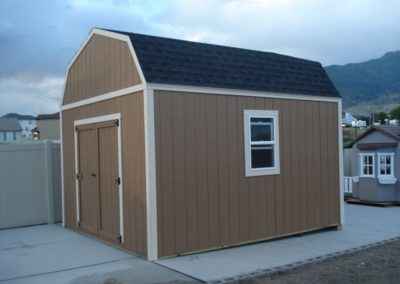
[63,34,141,105]
[154,91,340,257]
[62,91,147,256]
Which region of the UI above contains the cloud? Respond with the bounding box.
[0,0,399,115]
[0,75,63,116]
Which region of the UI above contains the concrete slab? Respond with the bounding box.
[156,204,400,282]
[0,224,196,284]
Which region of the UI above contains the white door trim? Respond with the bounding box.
[73,113,125,242]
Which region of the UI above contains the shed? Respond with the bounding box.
[36,112,60,141]
[347,126,400,203]
[61,28,343,260]
[0,118,22,142]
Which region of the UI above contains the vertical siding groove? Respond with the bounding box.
[154,91,340,257]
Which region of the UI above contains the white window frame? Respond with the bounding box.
[244,109,280,177]
[377,152,395,178]
[359,153,375,178]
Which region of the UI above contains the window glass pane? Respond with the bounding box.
[250,117,273,142]
[251,145,274,168]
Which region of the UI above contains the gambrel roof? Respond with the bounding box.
[106,29,340,98]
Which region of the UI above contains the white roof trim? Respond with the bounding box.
[148,83,341,103]
[62,84,144,111]
[60,28,147,108]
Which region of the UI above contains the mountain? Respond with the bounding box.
[2,113,36,120]
[325,51,400,114]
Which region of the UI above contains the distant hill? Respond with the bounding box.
[2,113,36,120]
[325,51,400,115]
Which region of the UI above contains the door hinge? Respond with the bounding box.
[76,173,82,181]
[115,177,121,185]
[117,235,122,243]
[115,120,119,127]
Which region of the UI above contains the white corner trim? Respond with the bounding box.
[62,84,145,111]
[144,87,158,260]
[60,28,147,109]
[359,152,375,178]
[244,110,280,177]
[149,83,342,103]
[338,100,345,226]
[73,113,125,242]
[60,111,66,227]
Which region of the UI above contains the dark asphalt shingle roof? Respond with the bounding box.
[0,118,22,132]
[37,112,60,120]
[350,126,400,147]
[105,29,340,98]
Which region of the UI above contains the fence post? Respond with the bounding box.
[44,140,55,224]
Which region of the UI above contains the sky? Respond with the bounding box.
[0,0,399,116]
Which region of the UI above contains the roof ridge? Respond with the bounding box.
[101,28,321,66]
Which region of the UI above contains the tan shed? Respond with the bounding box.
[61,28,344,260]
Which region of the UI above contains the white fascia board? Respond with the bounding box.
[62,84,145,111]
[149,83,342,103]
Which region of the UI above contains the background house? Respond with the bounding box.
[2,113,37,139]
[0,118,22,142]
[347,126,400,203]
[35,112,60,141]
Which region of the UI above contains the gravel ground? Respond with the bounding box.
[232,239,400,284]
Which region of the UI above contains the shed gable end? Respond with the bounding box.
[63,34,141,105]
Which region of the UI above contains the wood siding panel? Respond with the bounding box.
[63,34,141,105]
[154,91,341,258]
[62,91,147,256]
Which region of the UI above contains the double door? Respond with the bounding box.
[76,120,121,243]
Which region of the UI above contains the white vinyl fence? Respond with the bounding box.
[0,141,61,229]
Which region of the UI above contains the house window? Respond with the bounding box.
[244,110,280,177]
[378,153,394,177]
[360,153,374,177]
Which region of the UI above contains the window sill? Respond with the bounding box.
[378,176,397,185]
[245,167,280,177]
[360,175,374,178]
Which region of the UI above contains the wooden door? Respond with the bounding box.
[76,120,121,243]
[97,124,121,243]
[77,128,99,234]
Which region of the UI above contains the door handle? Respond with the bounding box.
[91,173,97,177]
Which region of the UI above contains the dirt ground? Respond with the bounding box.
[233,239,400,284]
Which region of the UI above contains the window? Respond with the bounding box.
[378,153,394,177]
[360,153,374,177]
[244,110,280,176]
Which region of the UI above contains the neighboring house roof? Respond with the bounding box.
[105,29,340,98]
[350,126,400,147]
[37,112,60,120]
[0,118,22,132]
[2,113,36,120]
